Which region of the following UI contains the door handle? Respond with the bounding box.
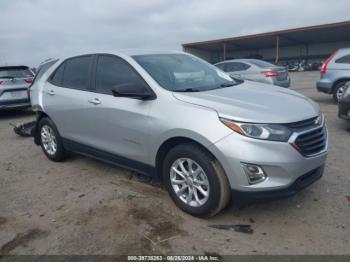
[88,98,101,105]
[47,90,55,96]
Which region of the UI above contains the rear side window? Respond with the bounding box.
[0,66,33,79]
[32,60,58,85]
[50,63,65,86]
[62,56,93,90]
[225,62,250,72]
[95,55,146,95]
[215,63,226,71]
[335,54,350,64]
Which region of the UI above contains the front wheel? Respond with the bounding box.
[162,143,230,217]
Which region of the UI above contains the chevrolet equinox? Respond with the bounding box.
[30,51,328,217]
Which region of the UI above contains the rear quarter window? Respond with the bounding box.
[31,60,58,86]
[335,54,350,64]
[49,63,65,86]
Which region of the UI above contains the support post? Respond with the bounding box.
[275,35,280,64]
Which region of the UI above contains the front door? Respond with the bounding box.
[90,54,154,164]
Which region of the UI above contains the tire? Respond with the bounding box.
[333,81,348,103]
[38,117,66,162]
[162,143,230,217]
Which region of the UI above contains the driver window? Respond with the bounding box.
[96,55,145,95]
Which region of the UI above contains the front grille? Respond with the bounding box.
[286,116,318,130]
[295,127,327,156]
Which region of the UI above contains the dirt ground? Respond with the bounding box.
[0,72,349,255]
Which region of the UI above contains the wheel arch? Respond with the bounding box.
[155,136,222,181]
[332,78,350,93]
[34,111,51,145]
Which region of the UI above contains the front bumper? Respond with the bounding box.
[338,98,350,121]
[231,165,324,207]
[209,125,328,201]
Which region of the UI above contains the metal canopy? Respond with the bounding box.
[182,21,350,61]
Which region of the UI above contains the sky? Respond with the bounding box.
[1,0,350,67]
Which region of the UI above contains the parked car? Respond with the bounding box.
[30,51,328,217]
[0,65,34,109]
[317,48,350,102]
[338,81,350,122]
[215,59,290,88]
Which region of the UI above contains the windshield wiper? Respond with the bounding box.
[208,83,236,91]
[219,83,235,87]
[175,88,201,92]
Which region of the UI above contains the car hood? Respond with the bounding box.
[172,81,320,123]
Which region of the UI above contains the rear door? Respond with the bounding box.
[90,54,153,164]
[42,55,102,147]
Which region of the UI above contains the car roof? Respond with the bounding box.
[215,59,264,65]
[336,47,350,54]
[338,47,350,51]
[58,49,185,61]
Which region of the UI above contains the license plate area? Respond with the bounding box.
[277,71,287,80]
[10,90,27,98]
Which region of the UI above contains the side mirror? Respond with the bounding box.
[112,83,156,100]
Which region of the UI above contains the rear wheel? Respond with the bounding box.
[38,117,66,162]
[333,81,348,103]
[162,143,230,217]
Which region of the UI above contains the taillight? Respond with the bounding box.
[262,71,279,77]
[24,79,33,84]
[320,51,338,74]
[0,80,3,85]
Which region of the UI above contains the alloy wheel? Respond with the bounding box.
[170,158,210,207]
[337,86,345,101]
[41,125,57,155]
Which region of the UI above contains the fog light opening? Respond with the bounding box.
[241,163,267,184]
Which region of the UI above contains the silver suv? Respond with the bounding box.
[317,48,350,102]
[31,51,328,217]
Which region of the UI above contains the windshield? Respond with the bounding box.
[133,54,237,92]
[0,67,34,79]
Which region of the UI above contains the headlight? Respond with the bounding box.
[220,118,292,142]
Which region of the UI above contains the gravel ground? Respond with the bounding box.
[0,72,349,255]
